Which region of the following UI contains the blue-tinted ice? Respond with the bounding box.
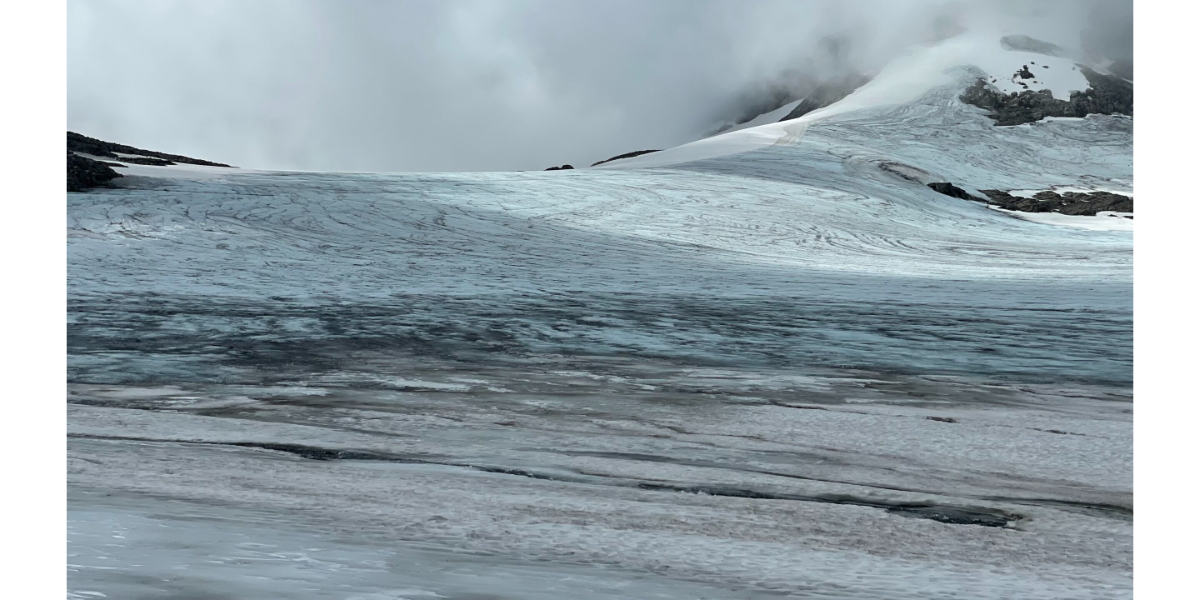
[69,70,1132,599]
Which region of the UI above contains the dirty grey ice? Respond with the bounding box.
[68,49,1131,600]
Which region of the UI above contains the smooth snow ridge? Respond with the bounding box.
[714,98,805,136]
[991,207,1133,232]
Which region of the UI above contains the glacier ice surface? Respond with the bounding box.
[69,56,1131,599]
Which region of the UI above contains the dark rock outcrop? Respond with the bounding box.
[1046,191,1132,215]
[67,131,232,167]
[544,164,574,171]
[960,84,1064,125]
[928,183,1133,217]
[67,153,123,192]
[927,182,982,201]
[979,189,1132,216]
[959,66,1133,126]
[114,155,175,167]
[978,190,1059,213]
[779,73,872,121]
[592,149,661,167]
[1070,67,1134,115]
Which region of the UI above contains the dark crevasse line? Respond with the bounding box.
[557,448,1130,518]
[69,433,1021,528]
[69,434,440,464]
[632,483,1018,527]
[983,496,1132,519]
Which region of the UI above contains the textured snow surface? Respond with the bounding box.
[68,34,1130,599]
[991,207,1134,231]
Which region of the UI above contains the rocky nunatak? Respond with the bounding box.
[927,183,1132,216]
[67,131,233,191]
[960,66,1132,126]
[978,190,1132,216]
[68,131,232,168]
[67,153,124,192]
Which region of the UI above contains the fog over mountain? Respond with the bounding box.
[68,0,1131,172]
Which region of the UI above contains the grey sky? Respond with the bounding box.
[68,0,1131,172]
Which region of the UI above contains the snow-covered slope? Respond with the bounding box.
[68,31,1131,600]
[598,33,1098,170]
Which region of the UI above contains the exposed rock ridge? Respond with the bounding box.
[67,152,123,192]
[959,66,1132,126]
[926,181,1133,216]
[592,149,661,167]
[67,131,233,168]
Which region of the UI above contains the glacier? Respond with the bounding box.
[68,36,1132,600]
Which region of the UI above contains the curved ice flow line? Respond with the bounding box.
[68,163,1128,307]
[771,122,808,147]
[67,35,1129,305]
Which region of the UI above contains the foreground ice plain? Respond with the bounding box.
[68,46,1131,599]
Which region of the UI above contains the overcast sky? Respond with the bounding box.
[68,0,1131,173]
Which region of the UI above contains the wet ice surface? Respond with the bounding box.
[69,70,1131,598]
[70,489,756,600]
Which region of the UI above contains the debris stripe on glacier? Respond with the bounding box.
[68,154,1129,301]
[69,383,1131,600]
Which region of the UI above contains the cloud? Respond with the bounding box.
[67,0,1131,172]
